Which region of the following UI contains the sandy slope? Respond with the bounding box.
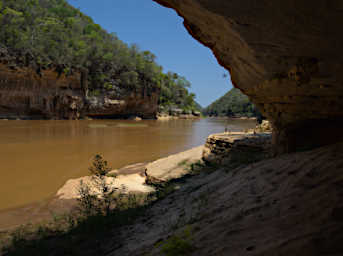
[109,142,343,256]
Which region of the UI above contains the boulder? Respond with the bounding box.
[57,174,154,200]
[255,120,272,133]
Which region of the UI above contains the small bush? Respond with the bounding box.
[159,227,195,256]
[77,154,118,217]
[161,236,194,256]
[88,154,111,176]
[177,159,189,167]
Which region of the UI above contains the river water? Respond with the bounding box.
[0,118,256,210]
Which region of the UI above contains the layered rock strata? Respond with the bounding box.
[154,0,343,153]
[87,91,159,119]
[202,132,271,165]
[0,64,85,119]
[0,64,159,119]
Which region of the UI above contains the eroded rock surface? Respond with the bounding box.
[86,91,159,119]
[0,63,85,119]
[154,0,343,153]
[57,174,154,200]
[145,146,204,185]
[202,132,271,165]
[0,63,159,119]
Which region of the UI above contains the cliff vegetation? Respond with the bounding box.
[0,0,198,118]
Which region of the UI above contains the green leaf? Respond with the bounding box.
[3,7,23,16]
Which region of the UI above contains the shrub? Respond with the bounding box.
[159,227,195,256]
[77,154,117,217]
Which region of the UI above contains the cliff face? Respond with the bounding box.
[154,0,343,154]
[0,64,159,119]
[0,64,85,119]
[87,91,159,119]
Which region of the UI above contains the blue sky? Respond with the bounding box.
[66,0,233,107]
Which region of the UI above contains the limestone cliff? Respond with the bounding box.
[154,0,343,154]
[0,63,85,119]
[87,90,159,119]
[0,63,159,119]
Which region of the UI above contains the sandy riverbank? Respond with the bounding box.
[56,146,204,199]
[0,146,204,231]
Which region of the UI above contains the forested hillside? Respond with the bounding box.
[158,71,202,113]
[0,0,198,118]
[203,88,260,117]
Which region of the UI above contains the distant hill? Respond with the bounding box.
[203,88,261,118]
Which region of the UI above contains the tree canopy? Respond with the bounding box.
[158,72,200,112]
[0,0,198,111]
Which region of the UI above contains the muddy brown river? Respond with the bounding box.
[0,118,255,210]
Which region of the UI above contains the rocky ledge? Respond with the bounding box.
[145,146,204,185]
[154,0,343,154]
[57,131,271,201]
[202,132,271,165]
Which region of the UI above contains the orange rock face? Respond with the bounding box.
[0,63,84,119]
[0,64,159,119]
[154,0,343,153]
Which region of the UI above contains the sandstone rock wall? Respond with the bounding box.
[87,91,159,119]
[154,0,343,154]
[0,64,84,119]
[0,64,159,119]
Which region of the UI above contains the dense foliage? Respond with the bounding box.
[158,72,201,112]
[203,88,261,117]
[0,0,198,110]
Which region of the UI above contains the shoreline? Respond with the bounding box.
[0,119,262,231]
[207,116,257,120]
[0,113,202,121]
[0,146,204,231]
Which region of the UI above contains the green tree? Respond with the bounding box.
[0,0,199,113]
[78,154,117,217]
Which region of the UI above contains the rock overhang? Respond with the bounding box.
[154,0,343,154]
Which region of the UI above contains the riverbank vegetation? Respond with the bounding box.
[0,155,217,256]
[158,72,202,113]
[203,88,261,118]
[0,137,275,256]
[0,0,199,112]
[1,155,152,256]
